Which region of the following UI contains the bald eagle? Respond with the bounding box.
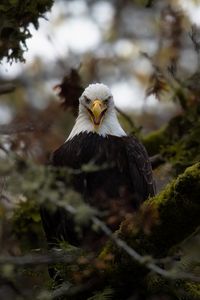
[40,83,155,252]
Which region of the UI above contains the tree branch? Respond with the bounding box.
[189,25,200,67]
[0,251,76,266]
[0,122,50,135]
[150,154,165,169]
[46,199,200,283]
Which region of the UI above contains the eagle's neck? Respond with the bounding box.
[67,109,126,141]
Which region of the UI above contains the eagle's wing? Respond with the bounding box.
[40,142,80,248]
[125,136,155,204]
[50,142,72,167]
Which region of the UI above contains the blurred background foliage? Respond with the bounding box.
[0,0,200,299]
[0,0,54,62]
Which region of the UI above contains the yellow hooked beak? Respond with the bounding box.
[88,99,107,126]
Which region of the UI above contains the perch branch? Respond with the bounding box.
[50,200,200,283]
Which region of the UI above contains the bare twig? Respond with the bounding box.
[0,122,50,135]
[37,279,97,300]
[189,25,200,67]
[150,154,165,169]
[51,279,96,299]
[0,251,75,266]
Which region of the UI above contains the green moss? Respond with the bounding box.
[181,282,200,300]
[143,106,200,174]
[146,273,171,295]
[147,274,200,300]
[118,163,200,258]
[142,126,167,156]
[0,0,54,62]
[146,163,200,256]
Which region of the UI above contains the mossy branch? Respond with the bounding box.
[142,106,200,173]
[118,162,200,257]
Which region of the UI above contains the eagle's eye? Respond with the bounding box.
[84,96,91,104]
[104,96,111,104]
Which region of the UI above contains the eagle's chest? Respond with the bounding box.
[65,133,132,201]
[52,133,133,203]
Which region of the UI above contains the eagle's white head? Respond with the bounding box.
[67,83,126,140]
